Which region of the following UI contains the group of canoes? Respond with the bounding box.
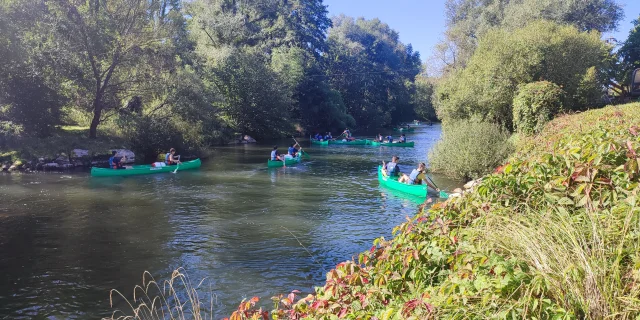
[311,128,415,148]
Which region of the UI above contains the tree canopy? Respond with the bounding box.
[1,0,429,155]
[435,21,605,129]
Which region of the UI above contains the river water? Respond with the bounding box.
[0,124,457,319]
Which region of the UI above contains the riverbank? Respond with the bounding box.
[0,126,127,172]
[219,102,640,319]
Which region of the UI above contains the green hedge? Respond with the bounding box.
[512,81,566,135]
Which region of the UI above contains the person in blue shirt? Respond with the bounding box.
[398,163,440,191]
[271,146,284,161]
[314,133,323,141]
[108,151,126,169]
[386,135,393,143]
[288,143,300,157]
[325,132,333,140]
[399,134,407,143]
[381,156,401,177]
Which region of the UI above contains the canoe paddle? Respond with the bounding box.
[292,137,310,159]
[426,175,448,199]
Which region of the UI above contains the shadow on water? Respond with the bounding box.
[0,124,460,319]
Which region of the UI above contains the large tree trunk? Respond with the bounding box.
[89,97,102,139]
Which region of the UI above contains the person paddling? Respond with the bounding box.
[381,156,401,177]
[342,128,354,141]
[376,133,384,142]
[325,132,333,140]
[386,135,393,143]
[271,146,284,161]
[399,134,407,143]
[288,143,300,157]
[165,148,182,165]
[399,163,440,191]
[108,151,127,169]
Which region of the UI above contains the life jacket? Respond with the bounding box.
[385,162,399,176]
[108,156,116,169]
[165,153,171,164]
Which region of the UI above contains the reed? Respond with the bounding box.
[104,268,214,320]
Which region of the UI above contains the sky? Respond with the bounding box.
[323,0,640,63]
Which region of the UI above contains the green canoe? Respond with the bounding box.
[369,141,414,147]
[393,127,415,132]
[329,139,368,145]
[377,166,448,199]
[380,141,414,147]
[91,159,201,177]
[267,154,301,168]
[311,139,329,146]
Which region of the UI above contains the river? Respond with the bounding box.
[0,124,457,319]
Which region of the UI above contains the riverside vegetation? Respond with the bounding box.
[108,102,640,319]
[0,0,433,166]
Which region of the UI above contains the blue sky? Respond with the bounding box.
[323,0,640,62]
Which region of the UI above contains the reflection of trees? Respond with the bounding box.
[0,177,174,318]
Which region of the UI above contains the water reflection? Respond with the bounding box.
[0,124,459,319]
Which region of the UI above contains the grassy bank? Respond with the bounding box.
[108,103,640,319]
[0,126,125,165]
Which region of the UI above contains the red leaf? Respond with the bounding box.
[338,308,348,318]
[250,296,259,303]
[630,126,639,136]
[626,140,637,158]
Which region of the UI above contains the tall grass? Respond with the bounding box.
[484,203,640,318]
[105,268,214,320]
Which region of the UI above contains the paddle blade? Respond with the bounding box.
[439,190,449,199]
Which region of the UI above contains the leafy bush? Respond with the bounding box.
[120,116,204,163]
[428,120,513,180]
[435,20,606,130]
[512,81,566,135]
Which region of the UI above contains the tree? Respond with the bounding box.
[412,73,437,122]
[434,21,606,129]
[435,0,623,71]
[0,2,65,137]
[618,15,640,90]
[44,0,178,138]
[326,16,421,129]
[211,51,293,138]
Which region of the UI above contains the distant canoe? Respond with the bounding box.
[311,139,329,146]
[380,141,414,147]
[393,127,415,132]
[329,139,368,145]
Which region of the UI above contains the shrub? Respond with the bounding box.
[512,81,566,135]
[428,120,513,180]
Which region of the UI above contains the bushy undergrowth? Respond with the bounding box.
[512,81,566,135]
[110,103,640,319]
[429,120,513,180]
